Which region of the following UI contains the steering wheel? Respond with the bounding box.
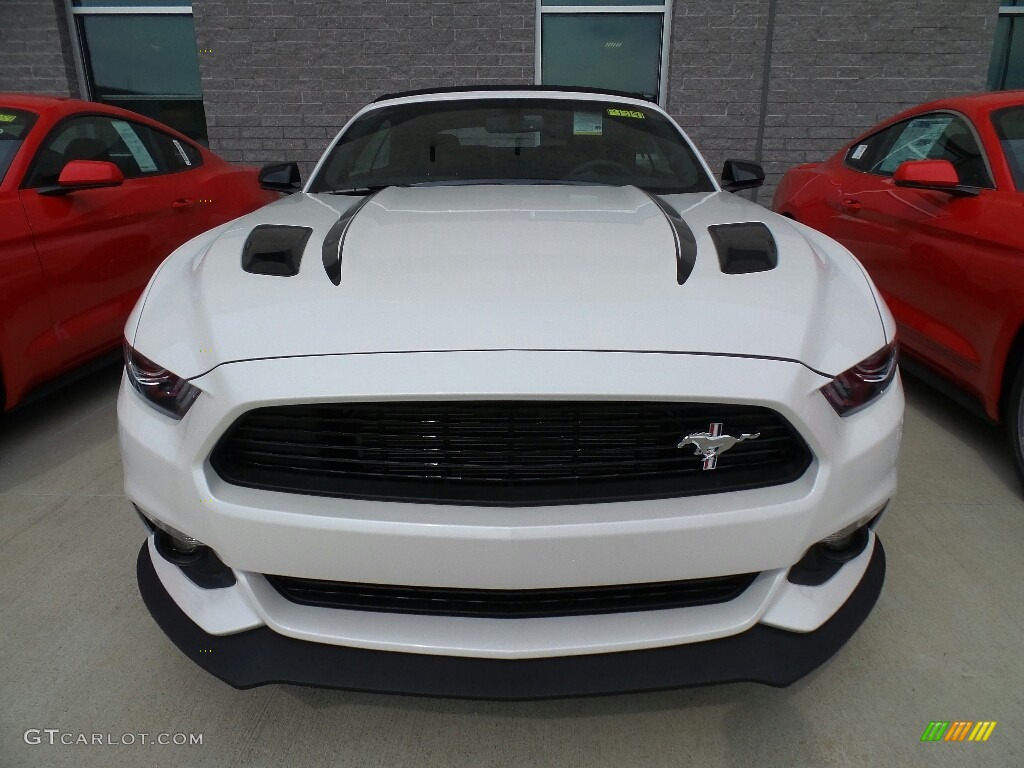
[566,159,631,179]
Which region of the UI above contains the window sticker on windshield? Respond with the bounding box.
[0,113,17,123]
[850,144,868,160]
[172,139,192,166]
[607,108,645,120]
[110,120,158,173]
[573,112,603,136]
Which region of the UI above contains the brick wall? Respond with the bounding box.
[665,1,771,194]
[0,1,997,202]
[193,0,536,175]
[0,1,76,97]
[666,0,996,202]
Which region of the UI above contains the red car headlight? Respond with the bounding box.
[820,341,898,416]
[124,342,201,419]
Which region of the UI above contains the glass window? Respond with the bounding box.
[988,6,1024,89]
[844,122,905,173]
[0,108,38,184]
[73,0,190,5]
[846,113,993,188]
[72,6,208,145]
[992,105,1024,190]
[873,116,958,174]
[541,0,664,5]
[542,15,664,100]
[308,98,715,195]
[24,115,200,187]
[538,2,672,105]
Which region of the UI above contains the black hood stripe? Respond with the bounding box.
[322,192,379,285]
[643,192,698,285]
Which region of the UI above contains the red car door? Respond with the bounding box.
[820,112,999,391]
[18,113,212,366]
[0,106,62,406]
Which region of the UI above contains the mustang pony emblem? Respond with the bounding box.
[677,422,760,470]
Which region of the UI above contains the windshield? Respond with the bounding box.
[308,98,715,195]
[992,105,1024,191]
[0,108,37,184]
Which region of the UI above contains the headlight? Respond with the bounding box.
[820,340,898,416]
[124,341,201,419]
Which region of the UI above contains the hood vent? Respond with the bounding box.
[708,222,778,274]
[644,193,698,285]
[322,193,378,285]
[241,225,312,277]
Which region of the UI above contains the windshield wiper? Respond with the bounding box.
[404,178,617,188]
[328,178,626,193]
[328,184,406,195]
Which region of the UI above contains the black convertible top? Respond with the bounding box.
[373,84,657,104]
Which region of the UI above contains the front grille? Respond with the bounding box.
[265,573,759,619]
[210,401,812,505]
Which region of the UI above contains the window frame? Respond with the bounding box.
[988,3,1024,90]
[20,111,204,190]
[62,1,208,144]
[63,1,195,100]
[842,109,997,190]
[991,104,1024,191]
[535,2,674,107]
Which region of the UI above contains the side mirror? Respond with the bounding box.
[37,160,125,196]
[259,162,302,193]
[721,159,765,192]
[893,159,978,197]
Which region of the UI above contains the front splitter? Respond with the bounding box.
[137,541,885,700]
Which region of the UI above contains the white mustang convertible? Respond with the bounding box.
[119,87,903,697]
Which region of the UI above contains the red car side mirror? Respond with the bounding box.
[893,159,978,197]
[38,160,125,196]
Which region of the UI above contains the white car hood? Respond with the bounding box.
[130,185,890,380]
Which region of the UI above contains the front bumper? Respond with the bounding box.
[138,538,886,698]
[121,349,902,690]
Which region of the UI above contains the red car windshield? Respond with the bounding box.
[0,108,37,184]
[993,105,1024,191]
[309,98,715,195]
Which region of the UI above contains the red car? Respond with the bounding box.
[772,91,1024,489]
[0,94,277,410]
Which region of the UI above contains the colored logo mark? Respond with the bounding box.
[921,721,997,742]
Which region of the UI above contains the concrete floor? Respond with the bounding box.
[1,364,1021,768]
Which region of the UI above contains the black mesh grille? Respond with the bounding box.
[265,572,759,618]
[210,401,811,505]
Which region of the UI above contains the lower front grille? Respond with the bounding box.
[211,400,812,505]
[265,573,759,619]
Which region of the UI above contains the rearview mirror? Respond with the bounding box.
[893,159,978,197]
[259,162,302,193]
[721,159,764,192]
[38,160,124,196]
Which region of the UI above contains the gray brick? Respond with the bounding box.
[194,0,536,166]
[0,1,73,96]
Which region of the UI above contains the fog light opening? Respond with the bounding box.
[137,508,206,559]
[819,526,870,563]
[168,534,203,555]
[154,529,207,565]
[788,505,886,586]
